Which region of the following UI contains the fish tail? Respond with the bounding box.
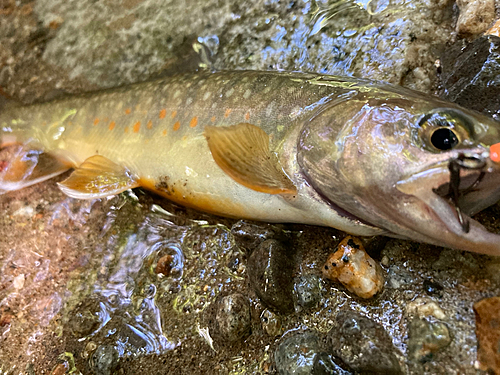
[0,96,70,194]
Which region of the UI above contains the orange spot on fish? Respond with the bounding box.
[491,143,500,163]
[147,120,153,129]
[224,109,232,118]
[162,129,167,136]
[109,121,116,130]
[211,116,216,123]
[42,121,47,127]
[159,109,167,119]
[190,116,198,128]
[173,121,181,131]
[93,118,100,126]
[125,108,132,115]
[245,112,250,121]
[133,121,141,133]
[124,126,129,133]
[171,110,177,119]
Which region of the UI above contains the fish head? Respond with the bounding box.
[298,87,500,255]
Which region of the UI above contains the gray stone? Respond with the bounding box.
[407,318,451,362]
[275,331,321,375]
[312,352,352,375]
[215,293,251,343]
[440,35,500,120]
[327,311,403,374]
[247,239,295,314]
[90,345,119,375]
[293,274,322,310]
[261,309,282,337]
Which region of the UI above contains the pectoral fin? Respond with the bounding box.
[58,155,139,199]
[204,123,296,195]
[0,146,70,193]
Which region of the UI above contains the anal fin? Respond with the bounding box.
[204,123,297,195]
[0,146,70,193]
[58,155,139,199]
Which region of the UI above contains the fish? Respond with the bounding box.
[1,70,500,255]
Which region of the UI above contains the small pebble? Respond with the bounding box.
[474,296,500,373]
[293,275,322,310]
[322,236,384,299]
[406,297,446,320]
[423,279,444,298]
[261,309,282,337]
[89,345,119,375]
[215,293,251,342]
[275,331,321,375]
[67,298,101,337]
[327,311,402,374]
[456,0,495,36]
[155,254,174,276]
[407,318,451,362]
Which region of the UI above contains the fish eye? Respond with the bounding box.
[430,128,459,150]
[417,109,473,152]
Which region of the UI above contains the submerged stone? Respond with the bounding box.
[261,309,282,337]
[293,274,322,311]
[89,345,119,375]
[440,35,500,119]
[312,352,352,375]
[407,318,451,362]
[275,331,321,375]
[231,220,286,254]
[247,239,295,314]
[215,293,251,343]
[474,296,500,373]
[327,311,403,374]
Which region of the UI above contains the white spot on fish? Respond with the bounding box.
[263,86,272,94]
[266,102,275,117]
[174,90,181,99]
[203,91,211,101]
[243,89,252,99]
[186,97,193,106]
[226,88,234,98]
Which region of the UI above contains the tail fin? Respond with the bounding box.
[0,93,70,193]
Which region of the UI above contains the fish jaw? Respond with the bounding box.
[395,158,500,255]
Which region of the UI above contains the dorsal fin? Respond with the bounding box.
[204,123,296,195]
[58,155,139,199]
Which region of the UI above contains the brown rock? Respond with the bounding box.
[474,296,500,373]
[456,0,495,37]
[322,236,384,299]
[155,254,174,276]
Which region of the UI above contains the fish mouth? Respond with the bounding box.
[396,152,500,254]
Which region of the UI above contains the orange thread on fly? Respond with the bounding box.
[491,143,500,163]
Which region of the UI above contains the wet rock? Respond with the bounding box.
[155,254,174,276]
[215,293,251,343]
[231,220,286,254]
[261,309,282,337]
[407,318,451,362]
[486,19,500,37]
[474,296,500,373]
[247,239,295,314]
[67,297,101,337]
[275,331,321,375]
[89,345,119,375]
[293,274,322,310]
[327,311,402,374]
[440,35,500,119]
[456,0,495,37]
[322,236,384,299]
[312,352,352,375]
[423,279,444,298]
[406,297,446,319]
